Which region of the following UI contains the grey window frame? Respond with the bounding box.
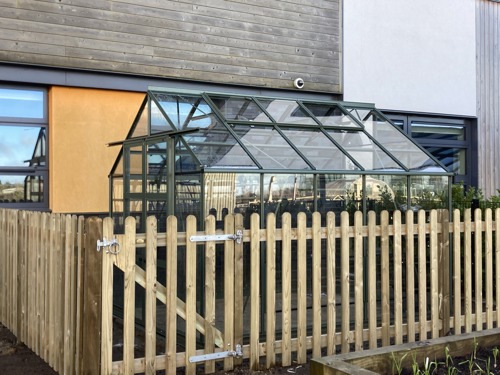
[0,85,49,210]
[384,113,476,188]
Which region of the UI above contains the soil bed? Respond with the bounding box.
[400,346,500,374]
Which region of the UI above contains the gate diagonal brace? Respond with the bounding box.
[189,230,243,244]
[189,344,243,363]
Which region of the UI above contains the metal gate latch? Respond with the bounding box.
[189,344,243,363]
[97,238,120,254]
[190,230,243,244]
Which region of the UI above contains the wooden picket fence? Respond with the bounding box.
[0,209,85,374]
[1,207,500,374]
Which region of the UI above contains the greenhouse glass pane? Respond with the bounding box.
[280,129,359,170]
[301,103,362,128]
[147,141,167,194]
[183,122,258,169]
[130,102,149,138]
[175,139,200,172]
[150,100,174,133]
[208,96,272,122]
[317,174,362,212]
[256,99,317,125]
[204,172,239,221]
[151,93,212,130]
[360,112,446,172]
[177,174,201,222]
[327,130,404,171]
[127,146,143,193]
[410,175,448,210]
[232,125,311,169]
[263,174,315,219]
[365,175,407,212]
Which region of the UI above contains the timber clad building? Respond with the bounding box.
[0,0,497,217]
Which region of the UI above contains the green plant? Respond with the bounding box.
[459,338,479,374]
[492,347,499,368]
[391,351,408,375]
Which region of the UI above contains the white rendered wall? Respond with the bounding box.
[343,0,476,116]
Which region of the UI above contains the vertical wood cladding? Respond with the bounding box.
[0,0,341,92]
[477,0,500,196]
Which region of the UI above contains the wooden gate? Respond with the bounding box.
[99,214,243,374]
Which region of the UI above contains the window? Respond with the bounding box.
[0,86,48,209]
[384,113,475,188]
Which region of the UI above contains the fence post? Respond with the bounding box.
[80,217,103,375]
[438,209,451,336]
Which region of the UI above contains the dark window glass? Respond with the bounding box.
[425,147,466,174]
[412,122,465,141]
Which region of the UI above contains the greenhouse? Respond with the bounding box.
[109,88,453,232]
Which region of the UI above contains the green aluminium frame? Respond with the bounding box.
[108,87,453,231]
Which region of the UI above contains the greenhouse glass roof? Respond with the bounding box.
[116,88,451,176]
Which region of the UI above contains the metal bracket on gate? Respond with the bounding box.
[97,237,121,254]
[189,344,243,363]
[189,230,243,244]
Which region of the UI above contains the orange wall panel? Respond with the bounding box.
[49,87,144,213]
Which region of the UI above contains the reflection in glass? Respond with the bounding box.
[127,146,143,193]
[147,141,167,194]
[425,147,465,175]
[183,121,257,169]
[0,88,44,119]
[263,174,315,217]
[0,126,46,167]
[232,125,310,169]
[358,112,445,172]
[209,96,272,122]
[301,103,361,127]
[410,175,448,210]
[412,122,465,141]
[257,99,317,125]
[150,100,173,134]
[318,174,362,213]
[152,93,212,130]
[177,174,201,227]
[366,175,407,212]
[280,129,359,170]
[0,174,44,203]
[327,130,403,171]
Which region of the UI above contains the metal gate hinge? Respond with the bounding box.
[189,344,243,363]
[190,230,243,244]
[97,237,120,254]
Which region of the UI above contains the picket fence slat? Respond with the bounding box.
[406,210,416,342]
[496,208,500,329]
[204,215,216,374]
[326,211,336,355]
[453,209,462,334]
[485,209,494,329]
[340,211,350,353]
[367,211,377,349]
[4,207,500,374]
[165,215,178,374]
[266,213,276,368]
